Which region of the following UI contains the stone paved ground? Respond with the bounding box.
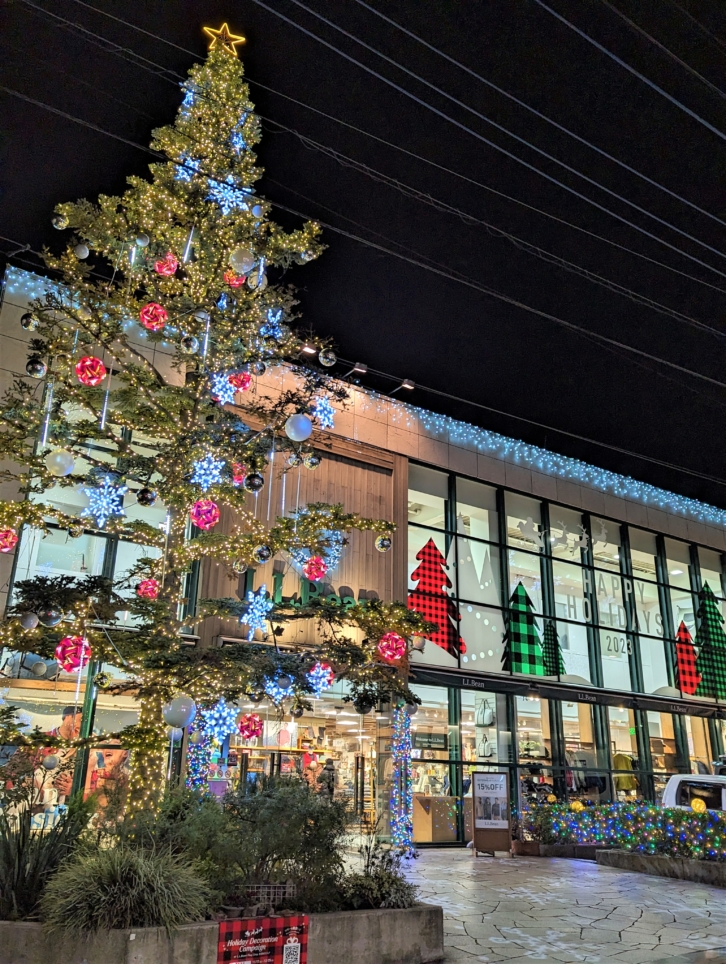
[404,850,726,963]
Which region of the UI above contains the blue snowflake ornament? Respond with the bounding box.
[191,454,226,492]
[307,662,334,698]
[259,308,286,341]
[210,372,237,406]
[80,475,127,528]
[207,176,252,215]
[241,585,274,641]
[175,154,201,183]
[264,676,295,703]
[312,397,335,430]
[230,112,250,153]
[201,699,239,743]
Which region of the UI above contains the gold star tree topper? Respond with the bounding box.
[203,23,246,55]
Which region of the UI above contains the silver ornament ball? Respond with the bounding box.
[135,233,150,247]
[19,612,39,630]
[168,726,184,742]
[229,246,256,274]
[45,449,75,477]
[251,361,266,376]
[162,694,197,729]
[73,243,89,260]
[42,754,59,771]
[243,473,265,493]
[180,335,199,355]
[285,414,313,443]
[20,312,39,332]
[37,608,63,628]
[252,544,272,564]
[276,674,292,690]
[31,660,48,677]
[303,453,321,471]
[26,358,47,379]
[318,350,337,368]
[232,560,248,574]
[374,535,392,553]
[404,702,418,716]
[52,214,69,230]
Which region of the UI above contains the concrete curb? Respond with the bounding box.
[596,849,726,887]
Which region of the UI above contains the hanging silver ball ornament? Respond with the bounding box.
[45,449,75,477]
[68,524,84,539]
[19,612,39,630]
[180,335,199,354]
[291,706,304,719]
[42,754,59,770]
[318,349,337,368]
[303,453,321,471]
[162,694,197,729]
[251,361,266,376]
[190,730,204,745]
[244,472,265,492]
[229,246,256,274]
[168,726,184,742]
[26,357,47,379]
[76,306,93,322]
[137,487,158,507]
[287,453,302,468]
[37,608,63,628]
[252,544,272,564]
[374,535,392,553]
[135,233,150,247]
[20,312,40,331]
[52,214,69,230]
[249,690,265,703]
[404,702,419,716]
[247,267,267,290]
[285,414,313,443]
[93,671,110,688]
[276,674,292,690]
[31,660,48,677]
[252,203,264,218]
[193,309,210,323]
[73,243,89,260]
[296,250,315,264]
[232,560,248,575]
[411,637,426,653]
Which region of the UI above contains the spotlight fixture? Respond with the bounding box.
[391,378,415,395]
[300,343,317,355]
[343,362,368,377]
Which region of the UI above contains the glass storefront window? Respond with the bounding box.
[408,527,450,588]
[459,604,504,674]
[634,579,664,638]
[670,584,695,636]
[592,570,627,631]
[408,465,448,529]
[460,690,510,764]
[516,695,552,763]
[455,478,497,543]
[684,715,713,774]
[647,711,682,774]
[561,700,610,802]
[629,528,658,582]
[409,685,450,763]
[600,630,633,691]
[553,559,589,623]
[547,506,586,560]
[556,620,592,682]
[13,527,107,585]
[508,550,543,612]
[640,637,671,695]
[506,493,543,552]
[608,706,642,799]
[591,518,621,572]
[456,538,501,607]
[698,548,724,597]
[665,539,693,592]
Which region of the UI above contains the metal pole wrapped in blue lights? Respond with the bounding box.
[390,705,414,854]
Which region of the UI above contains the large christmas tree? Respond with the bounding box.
[502,582,546,676]
[0,26,428,806]
[675,620,700,695]
[407,538,463,656]
[695,584,726,700]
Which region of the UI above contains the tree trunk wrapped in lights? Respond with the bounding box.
[0,29,432,806]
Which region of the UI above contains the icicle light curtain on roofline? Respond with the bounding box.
[4,265,725,528]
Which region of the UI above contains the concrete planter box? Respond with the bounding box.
[597,849,726,887]
[539,844,603,861]
[0,905,444,964]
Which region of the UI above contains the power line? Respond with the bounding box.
[268,122,725,339]
[659,0,726,57]
[249,0,726,282]
[352,0,726,229]
[2,81,725,393]
[17,0,726,296]
[530,0,726,142]
[597,0,726,101]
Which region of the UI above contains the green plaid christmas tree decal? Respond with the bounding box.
[541,619,565,676]
[696,582,726,700]
[502,581,546,676]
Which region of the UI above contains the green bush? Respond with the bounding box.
[223,777,349,911]
[0,793,95,920]
[40,847,211,933]
[341,832,418,910]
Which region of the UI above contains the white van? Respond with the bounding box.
[661,773,726,811]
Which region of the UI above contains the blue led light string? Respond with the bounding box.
[390,705,414,854]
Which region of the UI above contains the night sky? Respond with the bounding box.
[1,0,726,509]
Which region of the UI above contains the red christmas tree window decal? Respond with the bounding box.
[407,537,464,656]
[675,620,701,695]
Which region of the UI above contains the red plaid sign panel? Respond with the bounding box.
[218,916,308,964]
[675,621,701,696]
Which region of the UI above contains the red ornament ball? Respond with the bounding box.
[139,302,168,331]
[302,555,328,582]
[0,528,18,553]
[136,578,160,599]
[190,498,220,530]
[55,635,91,673]
[238,713,264,740]
[228,371,252,392]
[377,631,407,662]
[75,356,107,387]
[223,269,246,288]
[154,252,179,276]
[231,462,246,487]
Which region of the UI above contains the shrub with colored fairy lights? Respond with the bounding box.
[534,803,726,861]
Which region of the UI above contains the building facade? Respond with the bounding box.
[2,266,726,842]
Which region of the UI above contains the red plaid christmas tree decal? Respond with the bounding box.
[407,537,464,655]
[675,620,701,695]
